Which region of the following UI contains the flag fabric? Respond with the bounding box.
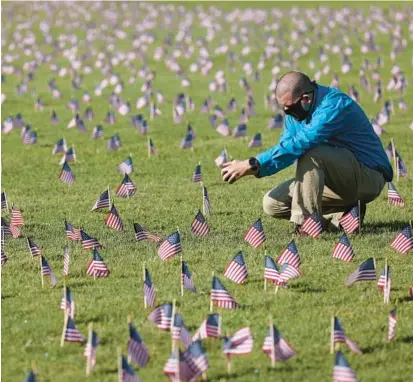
[24,370,36,382]
[86,250,110,278]
[143,268,156,308]
[84,330,99,368]
[339,206,359,234]
[193,314,221,341]
[107,134,121,150]
[59,162,75,184]
[332,234,355,262]
[80,230,103,250]
[333,351,358,382]
[388,308,397,341]
[397,155,408,178]
[190,210,210,236]
[118,156,133,175]
[91,125,103,139]
[1,192,8,210]
[181,261,197,293]
[301,213,323,238]
[264,256,280,284]
[3,219,20,238]
[262,324,296,362]
[180,134,193,149]
[116,174,136,198]
[192,165,202,182]
[27,237,41,256]
[105,203,124,231]
[277,263,301,284]
[52,138,67,155]
[332,317,361,354]
[148,303,173,330]
[128,323,149,367]
[64,316,84,343]
[148,138,158,155]
[121,355,140,382]
[92,188,110,211]
[224,252,248,284]
[215,149,228,168]
[60,286,75,319]
[64,220,81,241]
[133,223,162,243]
[63,246,70,276]
[202,185,211,216]
[245,218,266,248]
[172,313,192,349]
[232,123,247,138]
[163,348,190,381]
[59,146,76,164]
[211,276,238,309]
[11,205,24,226]
[248,133,262,148]
[387,182,404,207]
[1,250,8,267]
[184,340,209,381]
[377,265,390,291]
[390,225,413,254]
[345,258,376,286]
[277,240,300,268]
[158,232,181,261]
[223,327,254,355]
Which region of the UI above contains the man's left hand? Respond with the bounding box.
[221,160,254,184]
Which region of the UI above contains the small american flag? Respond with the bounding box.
[116,174,136,198]
[105,203,124,231]
[390,225,413,254]
[193,314,220,341]
[224,252,248,284]
[180,134,193,149]
[63,246,70,276]
[245,218,266,248]
[148,138,158,156]
[91,125,103,139]
[333,352,358,382]
[80,230,103,250]
[163,349,190,380]
[148,303,173,330]
[332,234,354,262]
[202,185,211,216]
[1,191,8,210]
[223,327,254,355]
[332,317,361,354]
[11,205,24,226]
[143,268,156,308]
[301,213,323,238]
[23,131,37,145]
[387,182,404,207]
[277,240,300,268]
[182,261,197,293]
[268,113,284,129]
[339,206,359,234]
[215,149,228,168]
[377,265,390,291]
[216,119,231,136]
[52,138,67,155]
[211,276,238,309]
[59,146,76,165]
[64,316,84,343]
[40,259,54,288]
[84,330,99,369]
[59,162,75,184]
[121,355,140,382]
[191,210,210,236]
[2,219,20,238]
[27,237,41,256]
[128,323,149,367]
[248,133,262,148]
[91,188,110,211]
[264,256,280,284]
[24,369,36,382]
[184,340,209,381]
[65,220,81,241]
[172,313,192,349]
[107,134,121,150]
[86,250,110,278]
[279,263,301,284]
[345,258,376,286]
[232,123,247,138]
[262,324,296,362]
[397,155,408,178]
[1,250,8,267]
[118,156,133,175]
[192,164,202,182]
[158,232,181,261]
[388,308,397,341]
[60,286,75,319]
[133,223,162,243]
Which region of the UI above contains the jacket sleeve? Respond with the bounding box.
[256,95,351,178]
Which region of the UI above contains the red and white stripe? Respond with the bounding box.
[210,290,237,309]
[332,242,354,262]
[224,261,248,284]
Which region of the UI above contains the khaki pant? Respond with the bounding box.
[262,145,385,227]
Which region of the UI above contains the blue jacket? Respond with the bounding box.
[256,85,393,182]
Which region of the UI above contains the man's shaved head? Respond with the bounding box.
[275,71,314,101]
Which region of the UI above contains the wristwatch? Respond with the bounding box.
[248,157,261,174]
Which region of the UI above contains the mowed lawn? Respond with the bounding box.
[1,2,413,381]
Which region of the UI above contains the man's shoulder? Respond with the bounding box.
[318,85,353,108]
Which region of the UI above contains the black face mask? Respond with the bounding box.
[284,90,314,122]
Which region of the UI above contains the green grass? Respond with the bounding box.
[2,2,413,382]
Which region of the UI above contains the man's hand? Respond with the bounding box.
[221,160,255,184]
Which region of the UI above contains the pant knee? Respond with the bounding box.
[263,193,290,218]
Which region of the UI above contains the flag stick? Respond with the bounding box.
[218,314,222,338]
[274,284,279,295]
[210,271,214,312]
[180,255,184,297]
[86,323,93,376]
[143,263,147,309]
[226,329,231,375]
[330,316,335,354]
[40,255,44,287]
[396,156,400,183]
[358,200,361,234]
[384,258,388,304]
[147,136,151,158]
[107,185,110,209]
[117,347,122,382]
[391,138,397,177]
[264,250,267,291]
[269,316,275,368]
[60,309,69,347]
[171,299,176,352]
[127,314,132,362]
[201,182,206,217]
[73,144,76,162]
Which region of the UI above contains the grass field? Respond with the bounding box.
[1,2,413,381]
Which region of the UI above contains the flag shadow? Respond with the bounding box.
[361,220,408,234]
[210,367,257,381]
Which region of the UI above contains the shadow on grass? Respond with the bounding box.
[210,367,257,381]
[361,220,409,234]
[361,343,386,354]
[398,296,412,304]
[400,336,413,344]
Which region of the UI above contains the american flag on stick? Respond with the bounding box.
[184,340,209,381]
[120,355,140,382]
[193,314,221,341]
[277,240,300,268]
[118,156,133,175]
[148,303,173,331]
[191,210,210,236]
[181,261,197,294]
[158,232,181,261]
[143,267,156,308]
[224,252,248,284]
[52,138,67,155]
[84,327,99,374]
[202,185,211,216]
[172,313,192,349]
[211,276,238,310]
[333,352,358,382]
[64,220,81,241]
[192,164,202,182]
[60,286,75,319]
[91,188,110,211]
[62,315,84,344]
[331,317,361,354]
[215,149,228,168]
[332,234,355,262]
[388,307,397,341]
[339,206,359,234]
[223,327,254,355]
[278,263,301,284]
[390,225,413,254]
[86,250,110,278]
[264,256,280,284]
[387,182,404,207]
[59,162,75,184]
[1,251,8,267]
[1,191,8,211]
[262,323,296,363]
[128,322,149,367]
[345,258,376,286]
[27,237,41,257]
[105,202,124,231]
[63,247,70,276]
[133,223,162,243]
[116,174,136,198]
[245,218,266,248]
[80,230,103,250]
[301,213,323,238]
[11,205,24,226]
